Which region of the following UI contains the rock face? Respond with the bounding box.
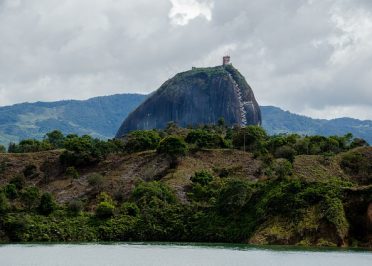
[116,64,261,137]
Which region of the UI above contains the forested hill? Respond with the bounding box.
[0,94,371,146]
[262,106,372,143]
[0,94,146,145]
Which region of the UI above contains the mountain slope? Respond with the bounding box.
[0,94,146,146]
[261,106,372,143]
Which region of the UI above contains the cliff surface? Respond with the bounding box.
[116,65,261,137]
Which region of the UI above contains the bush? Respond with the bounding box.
[120,202,140,217]
[96,201,115,219]
[186,130,227,149]
[87,173,104,189]
[20,186,40,211]
[273,159,293,179]
[190,171,214,185]
[132,181,177,205]
[10,174,26,190]
[0,144,6,153]
[7,139,52,153]
[38,192,56,215]
[60,135,111,167]
[4,184,18,199]
[232,126,267,153]
[44,130,65,149]
[23,164,39,178]
[217,179,253,215]
[65,166,79,179]
[274,145,296,163]
[157,136,188,157]
[68,199,84,216]
[0,191,10,213]
[124,130,161,153]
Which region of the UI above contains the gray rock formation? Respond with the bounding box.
[116,64,261,137]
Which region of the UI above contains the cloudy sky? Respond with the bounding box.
[0,0,371,120]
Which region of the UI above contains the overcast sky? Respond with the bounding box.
[0,0,371,120]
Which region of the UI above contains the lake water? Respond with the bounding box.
[0,243,371,266]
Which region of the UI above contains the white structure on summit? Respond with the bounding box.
[223,55,231,65]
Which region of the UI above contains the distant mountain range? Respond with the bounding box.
[0,93,371,146]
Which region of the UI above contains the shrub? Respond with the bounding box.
[350,138,369,149]
[232,126,268,153]
[120,202,140,217]
[217,179,253,215]
[87,173,104,189]
[68,199,84,216]
[60,135,111,167]
[273,159,293,179]
[23,164,39,178]
[124,130,161,153]
[96,201,115,219]
[65,166,79,179]
[157,136,188,157]
[38,192,56,215]
[0,144,6,153]
[10,174,26,190]
[20,186,40,211]
[0,191,10,213]
[132,181,177,205]
[274,145,297,163]
[190,171,214,185]
[4,184,18,199]
[186,130,227,149]
[44,130,65,149]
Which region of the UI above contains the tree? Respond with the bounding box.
[65,166,79,179]
[95,201,115,219]
[0,191,9,214]
[190,171,214,185]
[273,159,293,179]
[217,179,253,215]
[87,173,104,191]
[38,192,56,215]
[350,138,369,149]
[124,130,161,153]
[232,126,268,152]
[120,202,140,217]
[10,174,26,190]
[21,186,40,211]
[23,164,39,178]
[132,181,176,205]
[186,130,227,149]
[0,144,6,153]
[4,184,18,199]
[274,145,297,163]
[95,193,115,219]
[68,199,84,216]
[157,136,187,157]
[44,130,65,149]
[60,135,106,166]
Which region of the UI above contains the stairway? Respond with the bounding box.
[227,72,247,127]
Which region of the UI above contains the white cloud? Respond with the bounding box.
[169,0,213,26]
[0,0,371,120]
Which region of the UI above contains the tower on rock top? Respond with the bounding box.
[223,55,230,66]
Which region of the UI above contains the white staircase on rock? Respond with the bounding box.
[227,72,247,127]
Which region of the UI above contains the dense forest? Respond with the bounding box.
[0,122,371,247]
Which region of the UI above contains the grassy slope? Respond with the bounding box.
[0,147,371,246]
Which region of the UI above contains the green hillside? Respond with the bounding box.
[0,94,146,146]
